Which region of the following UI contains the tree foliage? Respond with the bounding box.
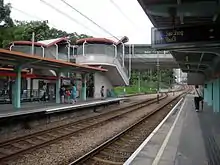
[130,69,176,87]
[1,20,92,48]
[0,0,92,48]
[0,0,13,27]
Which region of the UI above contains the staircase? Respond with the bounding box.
[75,54,129,86]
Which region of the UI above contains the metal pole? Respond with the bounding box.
[30,32,35,97]
[55,44,59,59]
[67,41,70,62]
[31,32,35,55]
[9,43,14,51]
[138,71,141,93]
[128,44,132,80]
[82,41,87,56]
[150,69,152,81]
[122,42,125,68]
[157,51,160,103]
[41,46,45,58]
[113,44,117,58]
[72,46,75,56]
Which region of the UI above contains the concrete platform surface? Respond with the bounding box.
[0,94,158,119]
[0,98,123,119]
[124,95,219,165]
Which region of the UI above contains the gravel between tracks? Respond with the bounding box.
[5,93,180,165]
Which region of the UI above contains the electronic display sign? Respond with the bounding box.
[151,24,220,49]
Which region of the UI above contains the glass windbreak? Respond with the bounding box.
[77,44,115,57]
[12,45,43,56]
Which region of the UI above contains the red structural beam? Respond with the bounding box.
[0,71,76,80]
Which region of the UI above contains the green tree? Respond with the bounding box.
[0,0,13,27]
[1,20,93,48]
[0,0,14,47]
[0,0,92,47]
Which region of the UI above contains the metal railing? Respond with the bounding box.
[76,44,129,80]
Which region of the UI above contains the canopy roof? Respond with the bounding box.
[0,49,107,73]
[138,0,220,79]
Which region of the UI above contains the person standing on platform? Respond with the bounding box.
[100,86,105,99]
[40,83,47,102]
[71,84,77,104]
[194,85,203,112]
[66,89,71,104]
[60,86,65,104]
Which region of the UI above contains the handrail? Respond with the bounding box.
[82,40,87,56]
[113,44,117,58]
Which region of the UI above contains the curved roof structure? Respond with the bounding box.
[11,41,46,47]
[10,37,69,48]
[76,38,116,45]
[38,37,68,47]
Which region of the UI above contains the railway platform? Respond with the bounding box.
[125,94,220,165]
[0,98,125,119]
[0,93,159,119]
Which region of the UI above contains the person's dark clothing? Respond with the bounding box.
[101,88,104,98]
[194,97,200,110]
[59,88,65,96]
[40,92,46,101]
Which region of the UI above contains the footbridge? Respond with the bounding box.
[75,39,179,86]
[124,44,178,69]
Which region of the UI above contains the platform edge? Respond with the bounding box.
[123,97,184,165]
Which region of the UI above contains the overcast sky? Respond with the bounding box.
[5,0,153,44]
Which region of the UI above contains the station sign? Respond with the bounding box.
[151,24,220,50]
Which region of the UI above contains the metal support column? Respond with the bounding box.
[156,51,160,104]
[213,79,220,112]
[204,82,208,102]
[218,79,220,112]
[13,66,22,109]
[138,71,141,93]
[56,72,61,104]
[213,80,217,112]
[128,44,132,80]
[211,82,214,107]
[81,74,87,101]
[122,42,125,68]
[207,82,213,106]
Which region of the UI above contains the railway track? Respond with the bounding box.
[0,93,168,163]
[69,92,186,165]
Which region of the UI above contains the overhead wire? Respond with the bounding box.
[108,0,136,26]
[59,0,120,41]
[108,0,149,41]
[11,6,57,28]
[40,0,102,36]
[10,1,152,69]
[12,6,43,21]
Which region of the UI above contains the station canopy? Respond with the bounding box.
[0,49,107,73]
[138,0,220,78]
